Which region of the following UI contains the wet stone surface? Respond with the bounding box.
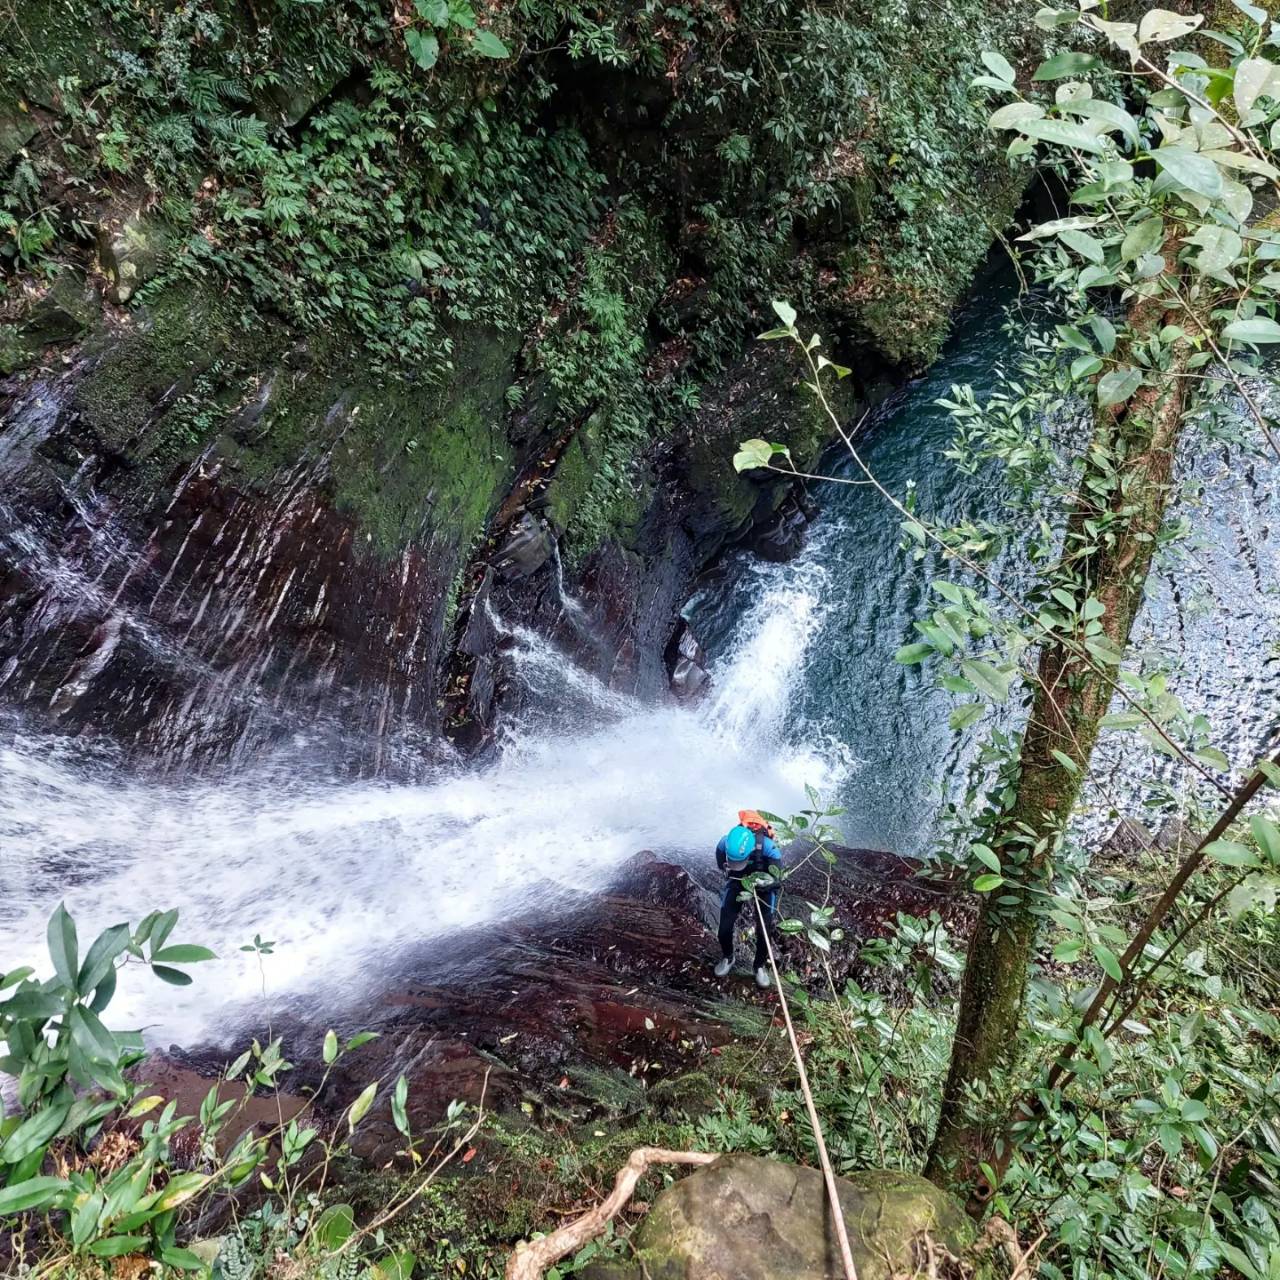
[156,847,967,1166]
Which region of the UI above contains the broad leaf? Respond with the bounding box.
[1120,216,1163,263]
[1137,8,1202,43]
[960,658,1013,703]
[1222,317,1280,344]
[981,50,1016,83]
[1152,147,1223,198]
[47,903,78,990]
[1233,56,1279,113]
[348,1081,378,1131]
[472,29,509,57]
[1097,366,1142,407]
[989,102,1046,131]
[0,1177,70,1215]
[1019,118,1108,154]
[77,924,130,997]
[1033,52,1103,81]
[404,28,440,71]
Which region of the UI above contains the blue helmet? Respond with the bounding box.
[724,825,757,861]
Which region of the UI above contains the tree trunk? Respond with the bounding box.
[925,280,1191,1205]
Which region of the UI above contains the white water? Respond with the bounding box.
[0,536,851,1046]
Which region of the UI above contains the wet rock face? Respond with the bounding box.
[163,846,963,1165]
[590,1155,975,1280]
[668,622,709,701]
[0,309,519,769]
[494,512,555,581]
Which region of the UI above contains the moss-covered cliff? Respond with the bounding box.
[0,0,1038,757]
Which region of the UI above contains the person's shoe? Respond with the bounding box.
[755,966,772,989]
[714,956,733,978]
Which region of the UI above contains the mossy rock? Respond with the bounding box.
[587,1155,977,1280]
[646,1071,720,1120]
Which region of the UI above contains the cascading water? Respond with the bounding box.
[0,547,847,1046]
[5,277,1279,1054]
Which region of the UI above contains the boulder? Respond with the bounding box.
[587,1155,976,1280]
[669,622,710,700]
[494,511,555,580]
[96,209,175,303]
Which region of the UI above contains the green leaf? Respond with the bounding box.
[47,903,78,990]
[323,1029,339,1065]
[1250,814,1280,864]
[1187,225,1243,276]
[160,1248,209,1272]
[413,0,449,23]
[1060,229,1104,263]
[972,843,1001,873]
[1018,117,1108,154]
[0,1176,70,1215]
[345,1031,380,1052]
[151,965,193,987]
[150,944,216,964]
[77,924,130,997]
[150,909,179,953]
[1152,147,1223,198]
[771,299,797,329]
[1235,57,1280,114]
[1138,8,1203,43]
[989,102,1045,131]
[949,702,984,730]
[1032,52,1103,81]
[392,1074,410,1138]
[87,1235,149,1258]
[895,643,934,665]
[316,1203,356,1250]
[1070,353,1103,380]
[368,1250,417,1280]
[732,438,780,473]
[1050,749,1080,773]
[1222,317,1280,344]
[1088,315,1117,355]
[973,874,1005,892]
[981,50,1016,83]
[348,1082,378,1132]
[1092,943,1124,982]
[960,658,1013,703]
[1061,98,1140,145]
[69,1004,120,1064]
[1097,366,1142,407]
[1205,839,1261,868]
[404,28,440,71]
[472,28,509,57]
[0,1101,70,1164]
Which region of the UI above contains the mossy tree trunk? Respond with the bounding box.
[925,274,1192,1204]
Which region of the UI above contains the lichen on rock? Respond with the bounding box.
[587,1154,977,1280]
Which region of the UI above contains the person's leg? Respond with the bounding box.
[751,887,778,971]
[718,878,743,959]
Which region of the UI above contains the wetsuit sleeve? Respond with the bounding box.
[715,835,728,872]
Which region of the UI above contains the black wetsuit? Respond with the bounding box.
[716,830,782,971]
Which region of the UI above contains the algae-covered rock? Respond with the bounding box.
[96,209,175,303]
[589,1154,975,1280]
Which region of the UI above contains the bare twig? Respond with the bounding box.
[504,1148,719,1280]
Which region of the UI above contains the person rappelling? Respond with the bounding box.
[713,809,782,989]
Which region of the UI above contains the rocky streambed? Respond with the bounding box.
[144,846,969,1180]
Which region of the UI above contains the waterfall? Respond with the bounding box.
[0,547,852,1047]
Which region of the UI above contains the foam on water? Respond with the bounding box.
[0,554,848,1046]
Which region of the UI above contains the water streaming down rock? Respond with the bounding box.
[0,549,850,1047]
